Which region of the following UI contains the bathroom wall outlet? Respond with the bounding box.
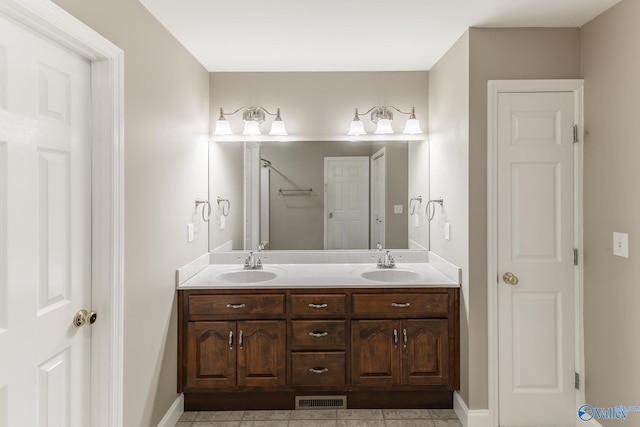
[445,222,451,241]
[613,232,629,258]
[394,205,403,214]
[187,223,194,243]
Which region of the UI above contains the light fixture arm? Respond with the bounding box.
[352,105,415,118]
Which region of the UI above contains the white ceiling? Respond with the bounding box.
[138,0,621,72]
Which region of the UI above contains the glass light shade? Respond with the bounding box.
[374,118,394,134]
[213,119,233,135]
[242,120,261,136]
[269,120,288,136]
[402,118,423,134]
[348,120,367,136]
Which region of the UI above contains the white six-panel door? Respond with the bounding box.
[0,11,92,427]
[324,156,369,250]
[497,91,576,426]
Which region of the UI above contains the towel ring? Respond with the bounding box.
[426,198,443,222]
[195,199,212,222]
[217,196,231,217]
[409,196,422,216]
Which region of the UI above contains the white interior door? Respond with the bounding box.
[0,12,92,426]
[370,148,385,248]
[324,157,369,249]
[497,91,577,426]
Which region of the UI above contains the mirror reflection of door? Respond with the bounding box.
[324,157,370,249]
[370,148,386,248]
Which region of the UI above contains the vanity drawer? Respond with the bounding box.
[290,294,346,316]
[291,321,346,350]
[188,294,285,317]
[291,352,346,386]
[352,293,449,316]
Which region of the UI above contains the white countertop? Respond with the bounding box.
[178,262,459,290]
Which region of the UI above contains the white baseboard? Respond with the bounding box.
[454,391,491,427]
[157,394,183,427]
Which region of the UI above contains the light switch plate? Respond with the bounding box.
[613,232,629,258]
[394,205,403,214]
[187,223,194,243]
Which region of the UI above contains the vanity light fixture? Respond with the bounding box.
[213,106,288,136]
[347,106,423,136]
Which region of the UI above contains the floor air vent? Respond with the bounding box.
[295,395,347,410]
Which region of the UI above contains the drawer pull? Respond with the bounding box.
[308,303,328,309]
[391,302,411,308]
[228,330,233,349]
[393,328,398,347]
[309,367,329,374]
[239,329,243,349]
[403,328,408,348]
[226,303,246,309]
[308,331,328,338]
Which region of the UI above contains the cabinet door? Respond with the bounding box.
[185,321,236,389]
[237,320,286,388]
[402,319,449,386]
[351,320,400,386]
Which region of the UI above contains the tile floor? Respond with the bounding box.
[176,409,462,427]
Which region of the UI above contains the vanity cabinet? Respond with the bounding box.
[351,319,449,387]
[178,287,459,411]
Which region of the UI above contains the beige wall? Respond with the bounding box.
[581,0,640,422]
[428,30,471,403]
[429,27,581,409]
[467,27,581,409]
[52,0,210,425]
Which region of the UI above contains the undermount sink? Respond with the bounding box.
[217,270,278,284]
[360,269,422,283]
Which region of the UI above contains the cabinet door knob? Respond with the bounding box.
[393,328,398,347]
[228,330,233,349]
[309,367,329,374]
[309,331,328,338]
[238,330,243,349]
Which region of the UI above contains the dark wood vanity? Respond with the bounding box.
[178,286,460,410]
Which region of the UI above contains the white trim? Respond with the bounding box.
[487,79,584,427]
[454,391,491,427]
[156,394,184,427]
[0,1,125,426]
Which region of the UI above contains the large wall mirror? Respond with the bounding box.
[209,139,430,251]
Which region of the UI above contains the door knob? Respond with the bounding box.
[73,309,97,327]
[502,272,519,286]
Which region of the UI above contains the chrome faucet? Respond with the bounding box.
[258,242,266,252]
[243,251,263,270]
[377,250,395,269]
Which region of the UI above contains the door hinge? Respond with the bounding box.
[575,372,580,390]
[573,248,579,266]
[573,125,579,143]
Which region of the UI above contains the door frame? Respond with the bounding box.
[0,1,124,426]
[370,147,386,248]
[487,80,584,426]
